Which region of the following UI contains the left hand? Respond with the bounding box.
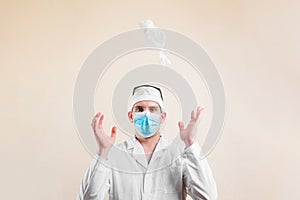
[178,106,204,147]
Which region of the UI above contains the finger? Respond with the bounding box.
[100,114,104,125]
[190,110,195,121]
[97,114,104,128]
[196,106,204,122]
[111,126,117,138]
[91,112,100,127]
[94,115,106,139]
[93,114,101,133]
[178,121,184,131]
[91,113,100,133]
[94,115,105,138]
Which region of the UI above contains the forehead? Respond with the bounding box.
[133,100,160,107]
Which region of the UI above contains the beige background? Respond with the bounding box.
[1,0,299,199]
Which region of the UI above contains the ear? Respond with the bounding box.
[128,111,134,123]
[160,112,167,123]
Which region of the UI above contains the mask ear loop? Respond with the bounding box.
[139,19,171,69]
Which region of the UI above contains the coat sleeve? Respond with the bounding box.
[182,143,218,200]
[76,154,111,200]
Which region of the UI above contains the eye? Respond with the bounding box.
[134,106,144,112]
[149,106,159,112]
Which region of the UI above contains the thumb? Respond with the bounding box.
[178,121,184,131]
[111,126,117,138]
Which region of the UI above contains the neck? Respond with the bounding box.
[135,132,161,154]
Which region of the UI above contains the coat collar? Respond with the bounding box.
[126,135,169,169]
[126,135,169,150]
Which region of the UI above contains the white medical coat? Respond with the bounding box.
[77,136,218,200]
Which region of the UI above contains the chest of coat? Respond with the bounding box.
[111,164,183,196]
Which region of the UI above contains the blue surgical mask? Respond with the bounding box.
[133,111,161,138]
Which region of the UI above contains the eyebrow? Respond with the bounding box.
[149,106,159,109]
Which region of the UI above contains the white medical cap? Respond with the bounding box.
[129,85,164,112]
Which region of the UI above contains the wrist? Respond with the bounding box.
[184,139,194,148]
[97,147,110,159]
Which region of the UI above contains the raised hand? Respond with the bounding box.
[91,112,117,159]
[178,106,204,148]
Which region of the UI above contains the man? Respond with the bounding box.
[77,84,218,200]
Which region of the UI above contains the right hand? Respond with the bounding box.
[91,112,117,159]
